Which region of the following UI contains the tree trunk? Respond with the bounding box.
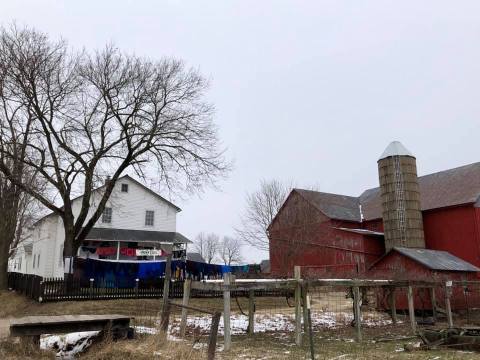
[0,214,17,290]
[63,220,76,282]
[0,243,9,290]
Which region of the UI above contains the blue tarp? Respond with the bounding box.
[74,258,256,286]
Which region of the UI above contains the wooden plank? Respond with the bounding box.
[10,315,132,337]
[302,284,308,334]
[190,278,442,292]
[207,311,221,360]
[223,273,232,351]
[430,287,437,322]
[180,279,191,338]
[353,286,362,342]
[294,266,302,346]
[445,282,454,328]
[407,285,416,332]
[389,287,397,324]
[248,289,255,335]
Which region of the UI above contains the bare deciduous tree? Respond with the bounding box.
[0,26,229,277]
[193,232,219,264]
[235,179,292,251]
[219,236,243,265]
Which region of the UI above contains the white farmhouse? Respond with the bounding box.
[9,175,190,278]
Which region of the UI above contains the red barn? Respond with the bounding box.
[268,142,480,280]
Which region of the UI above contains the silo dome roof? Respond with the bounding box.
[379,141,414,160]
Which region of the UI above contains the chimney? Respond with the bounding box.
[378,141,425,251]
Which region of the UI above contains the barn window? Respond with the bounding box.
[33,254,36,269]
[102,207,112,223]
[37,254,41,268]
[18,257,22,271]
[145,210,155,226]
[121,184,129,193]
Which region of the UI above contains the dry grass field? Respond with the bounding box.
[1,290,479,359]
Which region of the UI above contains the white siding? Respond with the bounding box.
[30,217,57,277]
[10,176,179,278]
[71,178,177,232]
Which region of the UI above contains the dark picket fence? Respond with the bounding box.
[8,272,184,302]
[8,272,293,303]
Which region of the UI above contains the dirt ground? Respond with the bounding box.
[1,290,480,359]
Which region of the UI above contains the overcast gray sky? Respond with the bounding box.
[2,1,480,263]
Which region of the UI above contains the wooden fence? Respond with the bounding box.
[8,272,184,302]
[7,272,293,302]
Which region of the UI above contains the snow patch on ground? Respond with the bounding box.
[40,331,99,358]
[169,310,396,337]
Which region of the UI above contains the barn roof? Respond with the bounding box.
[391,247,480,272]
[293,162,480,222]
[294,189,361,222]
[360,162,480,220]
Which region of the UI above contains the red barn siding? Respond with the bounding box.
[423,205,480,267]
[269,193,384,277]
[370,250,478,310]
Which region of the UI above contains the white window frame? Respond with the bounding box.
[145,210,155,226]
[102,207,112,223]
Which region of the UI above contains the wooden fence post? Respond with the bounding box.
[353,285,362,342]
[223,273,232,351]
[207,311,221,360]
[294,266,302,346]
[430,287,437,322]
[445,281,453,328]
[407,285,416,332]
[160,251,173,338]
[180,279,192,338]
[248,289,255,335]
[302,284,309,334]
[388,286,397,324]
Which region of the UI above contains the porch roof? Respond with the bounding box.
[85,228,191,244]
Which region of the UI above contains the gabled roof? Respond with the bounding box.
[187,252,205,262]
[120,175,181,212]
[295,189,361,222]
[33,174,180,226]
[86,227,191,244]
[373,247,480,272]
[360,162,480,220]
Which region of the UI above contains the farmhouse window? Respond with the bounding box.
[121,183,129,192]
[102,207,112,223]
[145,210,155,226]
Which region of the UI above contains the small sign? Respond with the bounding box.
[136,249,163,256]
[446,280,453,287]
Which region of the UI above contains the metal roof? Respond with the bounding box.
[360,162,480,220]
[393,247,480,272]
[294,189,361,222]
[335,227,384,236]
[378,141,414,160]
[187,252,205,262]
[85,228,191,244]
